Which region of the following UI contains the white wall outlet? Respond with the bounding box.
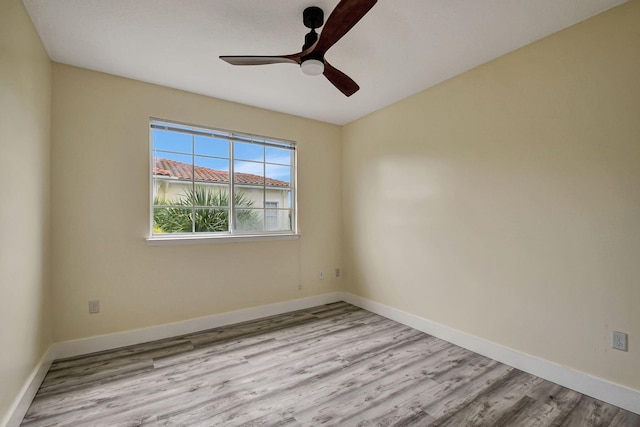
[612,331,628,351]
[319,271,324,280]
[89,300,100,314]
[335,268,341,277]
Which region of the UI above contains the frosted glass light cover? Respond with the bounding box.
[301,59,324,76]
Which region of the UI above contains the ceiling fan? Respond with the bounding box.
[220,0,377,97]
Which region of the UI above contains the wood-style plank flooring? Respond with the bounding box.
[21,302,640,426]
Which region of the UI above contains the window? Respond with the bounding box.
[150,119,296,239]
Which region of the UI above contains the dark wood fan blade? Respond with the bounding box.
[220,56,298,66]
[314,0,377,55]
[323,61,359,97]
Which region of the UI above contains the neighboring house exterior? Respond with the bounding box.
[153,158,292,230]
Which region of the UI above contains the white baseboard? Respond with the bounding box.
[53,292,344,360]
[2,346,55,427]
[341,292,640,415]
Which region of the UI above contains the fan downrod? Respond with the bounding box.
[302,7,324,50]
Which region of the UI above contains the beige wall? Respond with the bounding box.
[0,0,52,421]
[343,0,640,390]
[51,64,342,342]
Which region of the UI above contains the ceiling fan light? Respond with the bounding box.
[301,59,324,76]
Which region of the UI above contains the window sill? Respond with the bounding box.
[146,233,300,246]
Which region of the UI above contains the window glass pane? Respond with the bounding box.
[153,129,192,154]
[272,189,292,209]
[262,189,291,209]
[234,209,263,232]
[194,136,228,158]
[156,183,193,206]
[265,209,293,232]
[153,153,193,206]
[194,156,229,171]
[153,207,193,234]
[266,146,291,165]
[265,164,291,186]
[234,160,264,186]
[234,186,262,208]
[234,141,264,162]
[265,202,278,230]
[194,157,229,183]
[193,208,229,232]
[154,153,192,169]
[153,153,193,184]
[193,184,229,207]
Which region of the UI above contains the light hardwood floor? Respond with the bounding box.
[21,302,640,426]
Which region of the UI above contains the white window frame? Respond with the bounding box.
[147,119,298,244]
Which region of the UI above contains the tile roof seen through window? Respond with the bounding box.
[154,158,290,188]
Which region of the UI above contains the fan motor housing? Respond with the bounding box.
[303,6,324,29]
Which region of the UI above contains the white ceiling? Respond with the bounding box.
[23,0,626,125]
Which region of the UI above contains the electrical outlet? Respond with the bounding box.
[335,268,341,278]
[612,331,628,351]
[319,271,324,280]
[89,300,100,314]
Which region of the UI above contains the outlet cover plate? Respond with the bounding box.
[89,300,100,314]
[612,331,628,351]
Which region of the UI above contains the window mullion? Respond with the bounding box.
[191,134,196,234]
[263,146,266,232]
[229,137,235,234]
